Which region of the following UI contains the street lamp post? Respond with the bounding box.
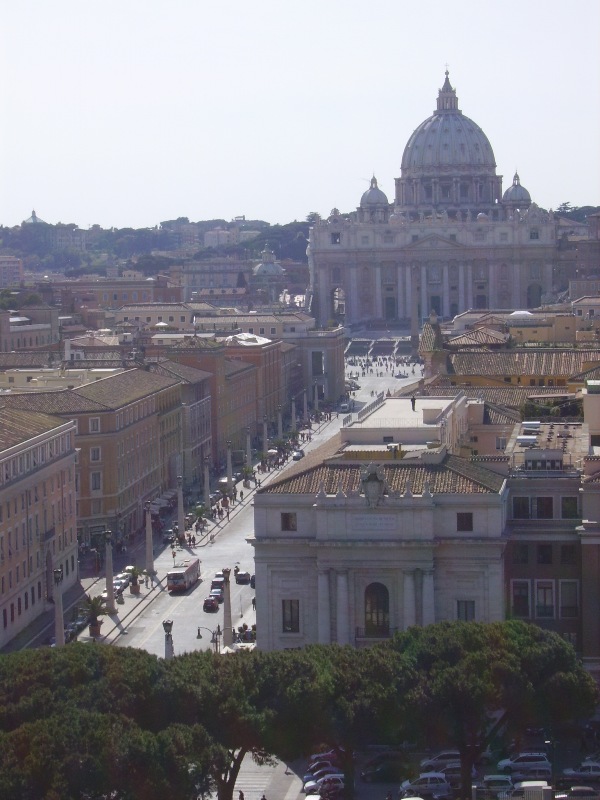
[162,619,174,659]
[53,567,65,646]
[277,404,283,440]
[245,426,252,470]
[104,530,116,614]
[145,501,155,577]
[291,397,297,433]
[177,475,185,542]
[303,388,308,423]
[196,624,222,654]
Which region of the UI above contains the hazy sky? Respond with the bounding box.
[1,0,599,230]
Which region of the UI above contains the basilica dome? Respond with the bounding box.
[401,72,496,176]
[502,172,531,209]
[395,72,502,216]
[360,176,389,207]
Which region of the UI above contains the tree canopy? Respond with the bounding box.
[0,621,595,800]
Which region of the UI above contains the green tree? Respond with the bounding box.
[389,621,598,797]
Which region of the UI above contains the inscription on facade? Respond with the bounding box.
[352,514,396,532]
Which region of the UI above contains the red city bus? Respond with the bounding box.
[167,558,200,592]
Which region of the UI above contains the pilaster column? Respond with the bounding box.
[405,266,412,321]
[349,267,358,325]
[397,265,405,319]
[442,264,450,318]
[318,570,331,644]
[318,275,329,327]
[403,571,416,628]
[467,263,473,309]
[420,265,427,320]
[512,264,520,308]
[336,571,350,644]
[488,263,496,309]
[458,263,465,312]
[374,266,383,319]
[423,571,435,625]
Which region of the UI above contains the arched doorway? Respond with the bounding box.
[364,582,389,637]
[527,284,542,308]
[384,296,397,320]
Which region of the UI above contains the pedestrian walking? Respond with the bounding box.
[252,597,256,610]
[240,490,244,502]
[239,792,244,800]
[226,508,230,521]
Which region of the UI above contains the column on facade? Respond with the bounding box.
[374,266,383,319]
[405,266,412,322]
[349,267,358,325]
[317,569,331,644]
[403,571,416,628]
[511,263,520,308]
[488,263,496,309]
[442,264,450,318]
[458,263,465,312]
[467,263,474,309]
[422,571,435,625]
[397,265,405,319]
[336,571,350,645]
[319,273,329,326]
[420,265,427,320]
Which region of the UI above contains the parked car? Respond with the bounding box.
[510,766,552,784]
[309,747,349,763]
[203,596,219,612]
[292,450,305,461]
[563,764,600,784]
[209,588,224,603]
[340,403,350,413]
[363,750,406,769]
[360,761,406,782]
[306,759,340,775]
[304,775,345,795]
[420,751,461,771]
[399,772,453,800]
[497,753,551,775]
[556,787,600,800]
[235,570,252,584]
[474,774,514,800]
[250,574,255,589]
[114,572,131,587]
[303,766,344,786]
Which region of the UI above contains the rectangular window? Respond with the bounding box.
[496,437,507,450]
[90,472,102,491]
[560,580,579,618]
[512,580,530,618]
[512,543,529,564]
[311,350,324,376]
[561,497,579,519]
[537,544,553,564]
[535,580,554,618]
[270,327,276,335]
[89,417,100,433]
[535,497,553,519]
[282,599,300,632]
[331,233,341,245]
[90,447,101,462]
[281,512,297,531]
[457,600,475,621]
[513,497,530,519]
[560,544,576,565]
[456,512,473,532]
[530,229,539,240]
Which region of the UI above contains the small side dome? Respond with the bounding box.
[476,212,489,222]
[360,176,389,207]
[503,172,531,209]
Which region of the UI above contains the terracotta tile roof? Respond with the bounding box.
[0,352,53,368]
[570,364,600,382]
[0,390,106,414]
[419,321,445,353]
[0,405,69,450]
[449,350,600,377]
[262,453,504,496]
[398,381,569,408]
[483,403,521,425]
[73,369,179,407]
[149,359,212,383]
[448,328,509,347]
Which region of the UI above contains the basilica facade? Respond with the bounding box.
[308,72,560,328]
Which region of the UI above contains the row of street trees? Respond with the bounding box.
[0,620,596,800]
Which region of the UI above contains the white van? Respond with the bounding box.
[510,780,550,800]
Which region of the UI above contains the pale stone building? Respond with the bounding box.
[252,396,507,651]
[309,72,562,328]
